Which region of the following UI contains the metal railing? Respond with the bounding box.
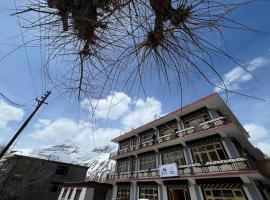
[108,157,254,181]
[109,116,228,158]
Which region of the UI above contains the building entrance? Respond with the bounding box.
[168,188,190,200]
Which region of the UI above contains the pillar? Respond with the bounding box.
[130,182,138,200]
[188,180,203,200]
[84,188,94,200]
[111,184,117,200]
[222,138,240,158]
[183,147,193,164]
[241,176,264,200]
[160,182,168,200]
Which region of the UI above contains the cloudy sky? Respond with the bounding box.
[0,1,270,156]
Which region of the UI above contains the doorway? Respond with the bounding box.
[168,188,190,200]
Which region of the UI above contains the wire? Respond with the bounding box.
[0,91,34,107]
[13,0,38,98]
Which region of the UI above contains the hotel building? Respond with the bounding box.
[108,93,270,200]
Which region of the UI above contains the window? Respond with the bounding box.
[203,188,246,200]
[139,185,158,200]
[55,166,69,176]
[74,189,82,200]
[131,137,138,146]
[161,147,186,166]
[140,129,155,143]
[61,188,68,199]
[117,159,130,173]
[182,108,210,128]
[2,161,11,170]
[158,120,178,137]
[48,182,63,193]
[139,153,156,170]
[191,142,227,163]
[117,185,130,200]
[119,139,130,150]
[67,188,73,199]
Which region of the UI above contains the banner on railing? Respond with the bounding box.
[159,163,178,177]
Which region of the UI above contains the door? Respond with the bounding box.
[168,188,190,200]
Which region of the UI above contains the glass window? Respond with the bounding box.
[117,185,130,200]
[48,182,63,193]
[61,188,68,199]
[209,151,219,161]
[55,166,69,176]
[140,129,155,143]
[223,190,234,197]
[74,189,82,200]
[139,185,158,200]
[67,189,73,199]
[161,147,186,166]
[191,141,227,164]
[182,108,210,128]
[2,160,11,170]
[158,120,178,137]
[117,159,130,173]
[139,153,156,170]
[119,139,130,150]
[217,149,226,160]
[203,188,246,200]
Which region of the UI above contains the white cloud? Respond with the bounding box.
[0,100,24,129]
[256,142,270,156]
[29,118,121,149]
[81,92,131,120]
[29,92,163,151]
[244,123,269,139]
[121,97,162,129]
[244,123,270,155]
[214,56,270,92]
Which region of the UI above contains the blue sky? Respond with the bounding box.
[0,1,270,155]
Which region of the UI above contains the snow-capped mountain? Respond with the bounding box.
[12,144,116,182]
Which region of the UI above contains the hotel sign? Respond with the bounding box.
[159,163,178,177]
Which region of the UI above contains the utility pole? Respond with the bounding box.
[0,91,51,160]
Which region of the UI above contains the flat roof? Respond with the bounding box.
[111,93,246,143]
[5,154,88,169]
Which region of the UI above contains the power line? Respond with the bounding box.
[13,0,38,98]
[0,91,51,159]
[0,91,34,107]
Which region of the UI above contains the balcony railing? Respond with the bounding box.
[107,157,255,181]
[110,116,228,158]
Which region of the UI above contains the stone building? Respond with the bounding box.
[108,93,270,200]
[0,154,88,200]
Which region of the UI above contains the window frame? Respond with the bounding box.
[47,181,63,193]
[139,185,158,200]
[161,147,186,166]
[55,165,69,176]
[116,185,130,200]
[191,141,228,164]
[139,153,156,170]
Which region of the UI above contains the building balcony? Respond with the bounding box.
[107,157,256,182]
[110,116,229,159]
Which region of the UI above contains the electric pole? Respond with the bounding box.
[0,91,51,160]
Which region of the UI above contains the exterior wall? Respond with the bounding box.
[0,156,87,200]
[110,96,270,200]
[59,186,112,200]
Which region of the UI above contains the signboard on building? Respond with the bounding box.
[159,163,178,177]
